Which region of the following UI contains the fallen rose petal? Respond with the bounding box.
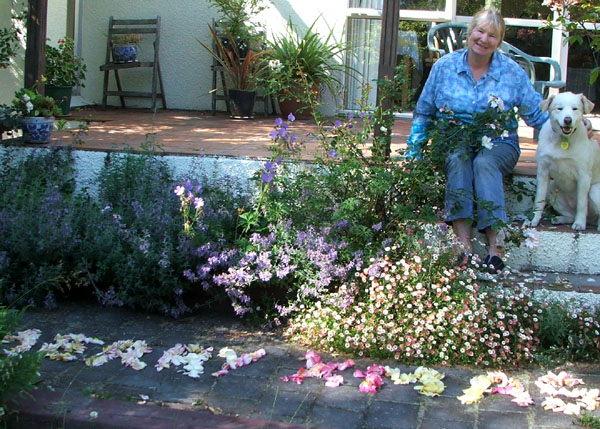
[305,350,322,369]
[325,375,344,387]
[353,369,366,378]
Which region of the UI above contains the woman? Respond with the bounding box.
[407,8,553,272]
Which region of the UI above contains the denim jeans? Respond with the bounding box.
[444,142,519,231]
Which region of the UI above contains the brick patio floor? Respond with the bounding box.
[44,107,547,177]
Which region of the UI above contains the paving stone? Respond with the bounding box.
[211,373,271,399]
[200,393,259,416]
[313,384,370,412]
[154,372,214,404]
[423,396,476,423]
[478,395,530,413]
[478,410,529,429]
[255,388,316,419]
[363,400,420,429]
[227,355,281,377]
[375,383,422,404]
[309,405,364,428]
[532,407,578,428]
[420,418,475,429]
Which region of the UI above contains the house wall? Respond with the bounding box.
[0,0,26,104]
[47,0,69,45]
[77,0,348,115]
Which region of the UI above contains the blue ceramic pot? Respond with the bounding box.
[20,116,54,143]
[112,45,138,63]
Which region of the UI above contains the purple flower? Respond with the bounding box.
[328,149,337,158]
[269,129,278,140]
[193,197,204,209]
[183,180,193,191]
[264,161,276,172]
[372,222,383,232]
[174,185,185,196]
[334,119,342,128]
[278,127,287,138]
[261,172,274,183]
[275,157,282,165]
[347,112,354,121]
[359,111,366,119]
[287,113,296,122]
[274,117,284,127]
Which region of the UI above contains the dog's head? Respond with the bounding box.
[539,92,594,136]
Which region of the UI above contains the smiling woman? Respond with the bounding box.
[406,7,548,272]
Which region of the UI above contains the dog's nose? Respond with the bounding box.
[564,117,572,125]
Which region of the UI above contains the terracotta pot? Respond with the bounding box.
[277,84,319,119]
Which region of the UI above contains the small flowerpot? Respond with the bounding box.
[20,116,54,143]
[228,89,256,119]
[112,45,138,63]
[45,85,73,116]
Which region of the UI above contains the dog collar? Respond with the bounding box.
[561,139,569,150]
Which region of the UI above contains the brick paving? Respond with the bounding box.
[7,301,600,428]
[41,107,544,177]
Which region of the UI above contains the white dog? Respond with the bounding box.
[530,92,600,231]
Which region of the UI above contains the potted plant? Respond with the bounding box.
[198,25,267,118]
[111,33,143,63]
[205,0,266,57]
[12,88,62,143]
[44,37,87,116]
[260,19,351,118]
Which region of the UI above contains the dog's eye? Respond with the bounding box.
[557,107,563,111]
[573,107,578,110]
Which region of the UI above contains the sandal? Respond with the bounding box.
[484,254,505,274]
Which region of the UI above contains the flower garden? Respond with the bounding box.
[1,82,600,422]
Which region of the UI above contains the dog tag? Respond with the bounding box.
[560,140,569,150]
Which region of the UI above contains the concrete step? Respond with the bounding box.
[486,175,600,275]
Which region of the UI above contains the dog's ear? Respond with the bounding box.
[540,95,554,112]
[580,94,595,114]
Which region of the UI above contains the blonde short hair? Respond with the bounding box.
[467,8,506,45]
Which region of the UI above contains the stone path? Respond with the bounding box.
[7,300,600,428]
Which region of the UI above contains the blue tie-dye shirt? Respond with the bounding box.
[409,48,548,154]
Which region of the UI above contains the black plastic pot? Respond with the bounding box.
[45,85,73,116]
[228,89,256,118]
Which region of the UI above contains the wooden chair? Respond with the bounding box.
[427,22,566,98]
[100,16,167,111]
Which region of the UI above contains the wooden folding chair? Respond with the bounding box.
[99,16,167,111]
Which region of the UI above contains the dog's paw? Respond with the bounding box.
[527,217,540,228]
[571,221,587,231]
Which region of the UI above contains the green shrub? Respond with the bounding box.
[0,306,43,418]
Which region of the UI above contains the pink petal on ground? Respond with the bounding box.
[359,380,378,394]
[325,375,344,387]
[354,369,366,378]
[305,350,322,369]
[337,359,355,371]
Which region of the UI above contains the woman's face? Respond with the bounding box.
[468,23,501,58]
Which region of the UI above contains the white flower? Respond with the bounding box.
[25,101,34,112]
[89,411,98,420]
[488,95,505,112]
[268,59,282,69]
[380,126,388,133]
[22,94,30,102]
[481,136,493,150]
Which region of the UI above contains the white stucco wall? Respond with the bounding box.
[0,0,26,105]
[77,0,349,114]
[46,0,69,45]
